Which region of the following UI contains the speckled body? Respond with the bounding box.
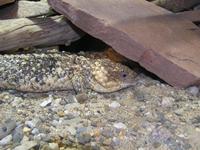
[0,52,136,92]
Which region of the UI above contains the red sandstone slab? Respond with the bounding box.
[48,0,200,88]
[176,10,200,22]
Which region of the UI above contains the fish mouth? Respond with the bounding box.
[90,81,122,93]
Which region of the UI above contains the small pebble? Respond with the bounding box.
[57,111,65,117]
[161,97,174,107]
[48,143,59,150]
[111,137,120,147]
[0,134,12,146]
[0,119,16,140]
[12,125,23,143]
[77,133,91,144]
[195,127,200,132]
[109,101,121,109]
[76,93,88,104]
[25,118,41,129]
[187,86,199,96]
[66,126,76,136]
[13,141,37,150]
[102,128,114,138]
[113,122,127,130]
[59,99,67,105]
[40,95,53,107]
[174,109,184,116]
[40,99,52,107]
[23,127,31,133]
[31,128,39,135]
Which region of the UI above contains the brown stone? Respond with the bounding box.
[48,0,200,88]
[0,0,15,6]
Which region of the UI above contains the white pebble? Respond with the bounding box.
[113,122,127,130]
[109,101,121,109]
[40,99,52,107]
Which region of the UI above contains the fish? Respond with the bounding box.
[0,52,137,93]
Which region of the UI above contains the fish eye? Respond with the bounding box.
[122,72,127,78]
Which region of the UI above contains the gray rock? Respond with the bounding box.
[65,94,77,104]
[102,128,114,138]
[12,125,23,143]
[111,137,120,147]
[150,126,191,150]
[194,4,200,10]
[174,109,184,116]
[59,99,67,105]
[11,97,23,107]
[51,120,60,127]
[25,118,41,129]
[0,119,16,140]
[76,127,87,134]
[34,133,50,142]
[66,126,76,136]
[14,141,37,150]
[0,134,12,146]
[31,128,39,135]
[77,133,91,144]
[187,86,199,96]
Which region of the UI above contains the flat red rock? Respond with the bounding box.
[48,0,200,88]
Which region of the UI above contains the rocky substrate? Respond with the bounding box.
[0,69,200,150]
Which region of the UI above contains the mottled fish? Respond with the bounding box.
[0,52,136,93]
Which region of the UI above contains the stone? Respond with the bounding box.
[161,97,175,107]
[23,127,31,133]
[194,5,200,10]
[75,93,88,104]
[14,141,37,150]
[49,0,200,88]
[101,128,114,138]
[0,134,12,146]
[48,143,59,150]
[0,119,16,140]
[174,109,184,116]
[40,95,53,107]
[187,86,199,96]
[31,128,39,135]
[57,111,65,117]
[66,126,76,136]
[25,118,41,129]
[12,125,23,143]
[77,133,91,144]
[109,101,121,109]
[113,122,127,130]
